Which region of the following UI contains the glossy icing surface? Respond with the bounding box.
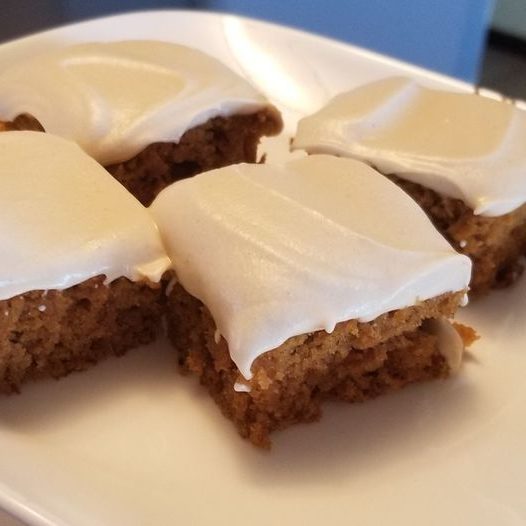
[293,76,526,216]
[0,131,170,299]
[151,155,471,379]
[0,40,277,165]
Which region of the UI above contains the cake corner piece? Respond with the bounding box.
[0,131,171,393]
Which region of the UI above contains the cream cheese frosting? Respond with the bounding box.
[0,131,170,299]
[293,76,526,217]
[426,318,464,373]
[150,155,471,380]
[0,40,278,165]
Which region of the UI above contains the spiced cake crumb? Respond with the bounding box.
[168,285,469,448]
[107,109,282,206]
[0,276,164,394]
[391,176,526,295]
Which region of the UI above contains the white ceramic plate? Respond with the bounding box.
[0,10,525,526]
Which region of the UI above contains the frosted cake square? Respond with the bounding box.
[293,77,526,295]
[151,155,474,447]
[0,40,283,205]
[0,131,170,393]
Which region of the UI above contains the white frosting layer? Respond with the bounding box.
[0,40,278,165]
[293,76,526,217]
[0,131,170,299]
[427,318,464,373]
[150,155,471,379]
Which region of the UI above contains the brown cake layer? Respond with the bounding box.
[3,109,283,205]
[167,284,473,448]
[0,275,164,394]
[390,176,526,295]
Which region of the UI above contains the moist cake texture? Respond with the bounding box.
[0,131,170,391]
[0,276,163,394]
[391,176,526,293]
[107,110,281,206]
[0,40,283,205]
[293,76,526,294]
[169,286,473,447]
[151,155,473,446]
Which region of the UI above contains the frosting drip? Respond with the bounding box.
[293,76,526,216]
[150,155,471,379]
[0,40,277,165]
[0,131,170,299]
[426,318,465,373]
